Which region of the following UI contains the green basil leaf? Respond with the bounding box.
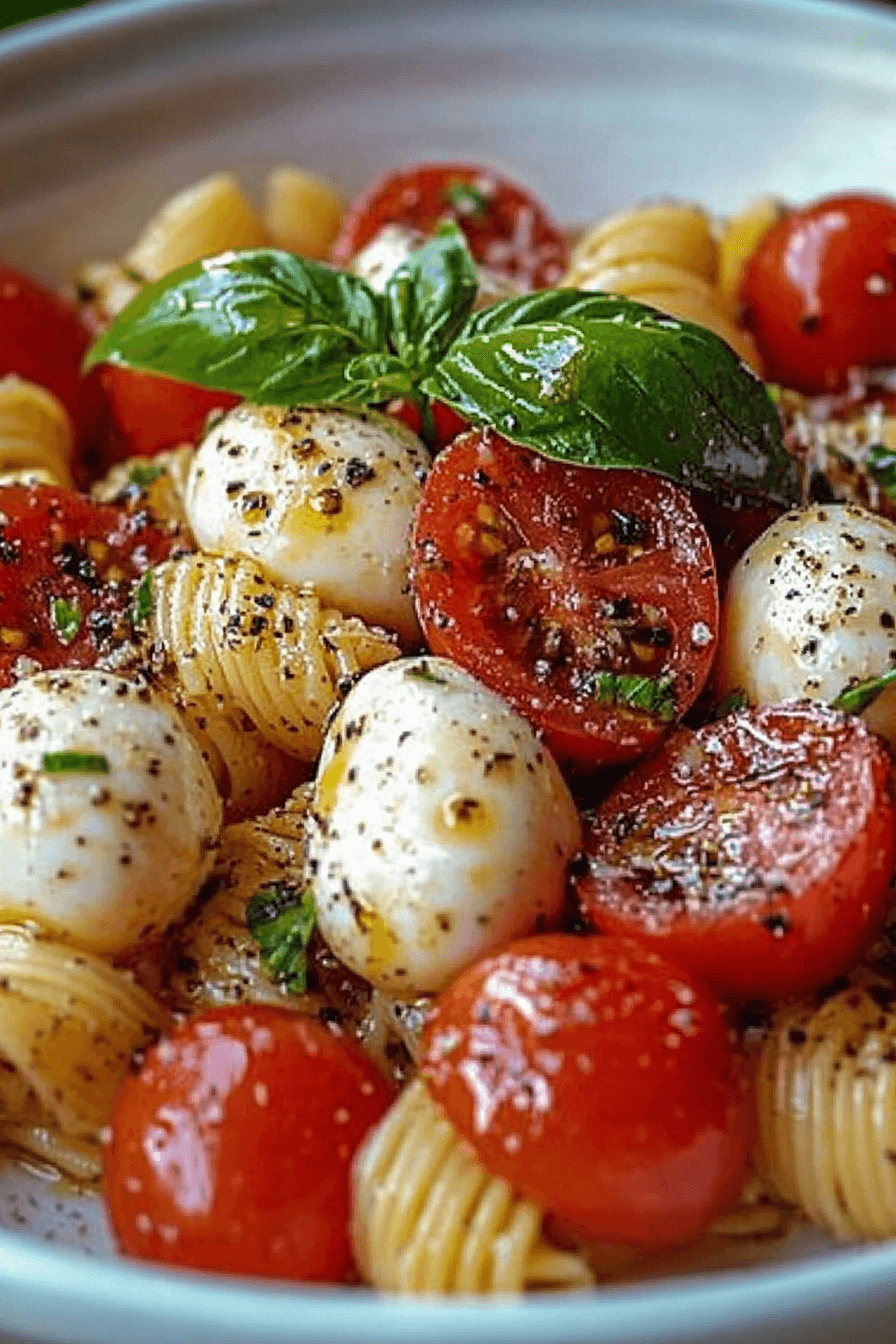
[84,249,390,406]
[385,223,478,374]
[247,882,317,994]
[831,668,896,716]
[42,751,109,775]
[127,462,165,488]
[866,443,896,502]
[129,569,154,628]
[424,295,797,506]
[52,597,82,646]
[342,352,418,405]
[591,671,677,723]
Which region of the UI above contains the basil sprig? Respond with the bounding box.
[84,229,796,504]
[832,668,896,716]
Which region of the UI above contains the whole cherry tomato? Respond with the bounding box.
[577,701,896,1002]
[104,1006,393,1281]
[739,193,896,394]
[0,483,182,688]
[93,365,241,462]
[387,397,470,450]
[331,162,569,290]
[0,260,90,425]
[421,933,750,1248]
[411,430,719,770]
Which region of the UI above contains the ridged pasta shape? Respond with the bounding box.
[263,165,344,259]
[149,552,400,758]
[352,1078,594,1294]
[717,196,784,305]
[92,444,195,534]
[124,171,268,283]
[755,973,896,1240]
[563,201,758,367]
[0,375,73,487]
[171,790,313,1010]
[0,924,168,1180]
[74,259,143,327]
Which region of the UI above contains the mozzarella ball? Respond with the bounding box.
[350,223,522,307]
[307,656,581,996]
[716,504,896,706]
[185,404,427,644]
[0,670,222,953]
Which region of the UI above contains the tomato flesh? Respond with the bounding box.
[577,701,896,1001]
[105,1006,393,1282]
[421,932,750,1248]
[740,192,896,394]
[412,430,719,769]
[0,484,181,687]
[331,162,569,290]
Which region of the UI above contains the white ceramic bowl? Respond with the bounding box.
[3,1,896,1340]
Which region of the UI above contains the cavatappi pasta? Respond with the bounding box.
[6,160,896,1297]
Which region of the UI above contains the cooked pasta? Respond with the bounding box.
[0,924,168,1181]
[74,259,143,327]
[0,374,73,486]
[563,200,759,366]
[91,444,195,535]
[124,171,268,283]
[148,552,400,758]
[262,165,344,258]
[351,1078,594,1294]
[780,390,896,517]
[755,973,896,1240]
[717,196,785,306]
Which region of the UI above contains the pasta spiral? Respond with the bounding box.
[755,973,896,1240]
[351,1077,594,1294]
[262,165,344,259]
[0,375,74,487]
[124,171,267,283]
[563,201,759,367]
[149,552,400,758]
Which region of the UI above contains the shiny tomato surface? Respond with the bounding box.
[421,933,750,1248]
[92,365,241,462]
[0,261,90,423]
[577,702,896,1001]
[105,1006,393,1281]
[331,162,569,289]
[0,484,181,687]
[740,193,896,394]
[412,430,719,769]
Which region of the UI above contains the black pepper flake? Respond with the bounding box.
[344,458,375,487]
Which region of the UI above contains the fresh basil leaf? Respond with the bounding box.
[711,688,749,720]
[342,352,418,405]
[832,668,896,716]
[425,295,797,506]
[444,181,489,219]
[42,751,109,775]
[52,597,82,645]
[247,882,317,994]
[385,223,478,374]
[84,249,390,406]
[129,569,154,628]
[866,443,896,502]
[127,462,165,488]
[590,672,677,722]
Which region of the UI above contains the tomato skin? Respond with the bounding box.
[421,933,750,1248]
[0,484,181,688]
[412,430,719,770]
[0,262,89,423]
[331,162,569,290]
[105,1006,393,1282]
[739,193,896,394]
[387,397,469,450]
[577,702,896,1002]
[94,365,241,462]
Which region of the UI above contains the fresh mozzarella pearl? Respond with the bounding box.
[307,656,581,996]
[350,223,522,306]
[716,503,896,706]
[0,670,222,954]
[185,404,428,644]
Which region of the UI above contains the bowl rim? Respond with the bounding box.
[4,0,896,1337]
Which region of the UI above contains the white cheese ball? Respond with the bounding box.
[350,223,522,306]
[716,503,896,706]
[307,656,582,996]
[0,670,222,954]
[185,404,428,644]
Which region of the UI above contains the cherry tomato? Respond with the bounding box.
[105,1006,393,1281]
[421,932,749,1248]
[739,193,896,394]
[577,701,896,1002]
[93,365,241,462]
[0,483,182,688]
[331,162,569,290]
[411,430,719,770]
[0,261,90,424]
[387,397,470,450]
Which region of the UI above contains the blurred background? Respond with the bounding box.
[2,0,94,27]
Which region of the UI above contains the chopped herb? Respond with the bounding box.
[445,181,489,219]
[712,688,749,719]
[127,462,165,489]
[247,883,317,993]
[52,597,82,646]
[121,265,146,284]
[832,668,896,715]
[592,672,677,722]
[129,569,154,627]
[866,443,896,502]
[42,751,110,775]
[405,662,447,685]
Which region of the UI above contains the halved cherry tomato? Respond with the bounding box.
[411,430,719,770]
[104,1006,393,1281]
[92,365,241,462]
[739,193,896,394]
[421,932,750,1248]
[577,701,896,1002]
[0,483,182,687]
[331,162,569,290]
[0,261,90,424]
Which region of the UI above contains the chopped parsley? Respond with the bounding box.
[247,882,317,994]
[832,668,896,716]
[445,181,489,219]
[129,569,154,628]
[42,751,110,775]
[866,443,896,502]
[405,663,447,685]
[52,597,83,646]
[127,462,165,489]
[592,671,677,722]
[712,688,749,720]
